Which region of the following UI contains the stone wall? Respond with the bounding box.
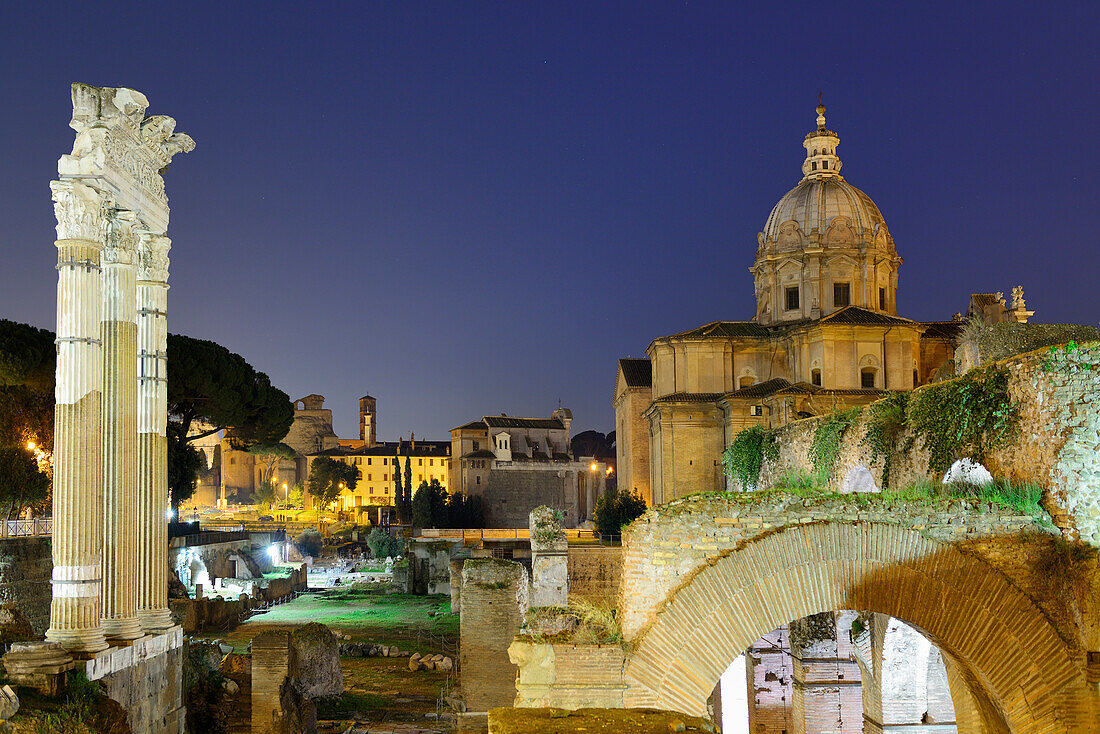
[753,341,1100,546]
[0,537,52,635]
[482,467,584,529]
[459,558,528,712]
[508,641,627,709]
[89,627,185,734]
[566,546,621,606]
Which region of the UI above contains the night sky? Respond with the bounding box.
[1,2,1096,440]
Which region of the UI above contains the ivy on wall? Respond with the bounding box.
[862,391,909,488]
[906,365,1019,476]
[720,426,778,490]
[809,408,861,485]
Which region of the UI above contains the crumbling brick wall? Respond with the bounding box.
[459,558,528,712]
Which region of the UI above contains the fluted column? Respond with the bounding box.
[100,210,143,642]
[136,233,173,633]
[45,179,109,654]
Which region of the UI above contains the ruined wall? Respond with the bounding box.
[89,628,185,734]
[509,641,627,709]
[566,546,621,606]
[0,537,52,635]
[460,559,528,712]
[483,468,576,528]
[753,342,1100,547]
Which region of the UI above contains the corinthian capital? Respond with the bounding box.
[50,179,108,243]
[137,232,171,283]
[103,209,140,265]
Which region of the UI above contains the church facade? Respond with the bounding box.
[614,105,1030,505]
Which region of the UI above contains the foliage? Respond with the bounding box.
[168,421,205,508]
[254,480,277,511]
[0,446,49,519]
[295,529,324,558]
[907,365,1019,475]
[861,391,909,488]
[1041,339,1100,372]
[394,458,411,524]
[0,384,54,455]
[307,456,360,510]
[366,528,403,558]
[593,486,647,536]
[772,469,822,495]
[247,442,295,486]
[809,407,861,485]
[531,506,566,544]
[166,333,293,500]
[446,491,484,528]
[287,481,305,508]
[403,456,412,503]
[721,426,779,490]
[566,597,623,644]
[943,480,1047,520]
[411,479,449,528]
[0,319,55,389]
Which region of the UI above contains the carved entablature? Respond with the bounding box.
[51,179,108,243]
[103,210,139,265]
[137,233,171,284]
[58,84,194,235]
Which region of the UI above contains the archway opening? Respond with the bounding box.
[708,611,960,734]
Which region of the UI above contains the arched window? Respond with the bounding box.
[811,369,822,386]
[860,367,877,389]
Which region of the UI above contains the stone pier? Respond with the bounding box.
[529,506,568,608]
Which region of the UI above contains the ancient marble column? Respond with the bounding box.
[45,179,109,654]
[99,210,143,642]
[136,233,173,633]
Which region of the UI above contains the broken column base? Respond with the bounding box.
[1,642,76,697]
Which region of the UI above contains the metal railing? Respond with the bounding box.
[0,518,52,538]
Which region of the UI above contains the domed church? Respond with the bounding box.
[613,105,1028,505]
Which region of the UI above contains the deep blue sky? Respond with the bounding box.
[1,2,1097,439]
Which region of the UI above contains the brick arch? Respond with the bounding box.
[622,522,1093,733]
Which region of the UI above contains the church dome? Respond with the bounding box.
[750,104,902,325]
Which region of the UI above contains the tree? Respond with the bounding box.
[593,487,648,537]
[247,442,296,487]
[0,447,49,520]
[167,334,294,498]
[167,421,205,509]
[307,457,360,511]
[446,492,484,529]
[0,320,55,390]
[393,456,407,523]
[295,529,323,558]
[287,482,305,509]
[403,456,411,502]
[411,479,449,529]
[0,321,56,483]
[366,528,402,559]
[254,481,277,512]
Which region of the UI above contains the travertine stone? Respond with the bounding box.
[529,507,568,608]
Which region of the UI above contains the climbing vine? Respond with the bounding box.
[861,391,909,488]
[906,365,1019,476]
[721,426,778,490]
[809,407,861,485]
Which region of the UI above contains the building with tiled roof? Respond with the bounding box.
[448,408,607,528]
[614,105,1040,505]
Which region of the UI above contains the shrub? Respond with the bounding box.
[593,487,647,537]
[295,529,323,558]
[365,528,402,559]
[809,407,861,485]
[721,425,778,490]
[861,391,909,488]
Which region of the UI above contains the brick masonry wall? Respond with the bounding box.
[0,537,52,635]
[754,342,1100,547]
[566,546,621,606]
[460,559,529,712]
[617,507,1097,730]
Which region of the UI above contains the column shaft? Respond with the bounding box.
[46,238,108,654]
[137,282,172,632]
[100,258,143,641]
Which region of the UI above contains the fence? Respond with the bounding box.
[0,518,52,538]
[418,527,599,541]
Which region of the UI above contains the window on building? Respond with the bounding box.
[476,475,481,486]
[472,440,479,450]
[367,474,372,481]
[880,287,887,310]
[785,286,800,311]
[367,458,372,465]
[811,161,817,171]
[811,369,822,386]
[861,368,877,389]
[822,160,828,169]
[418,474,423,481]
[418,459,423,466]
[739,376,755,388]
[913,369,920,386]
[429,459,434,466]
[833,282,850,308]
[749,405,763,417]
[369,487,374,495]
